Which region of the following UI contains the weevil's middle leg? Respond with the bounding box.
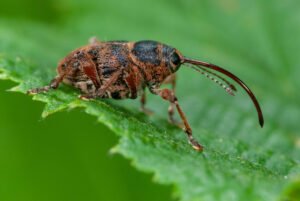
[150,87,203,151]
[163,74,180,125]
[27,75,63,94]
[139,88,153,115]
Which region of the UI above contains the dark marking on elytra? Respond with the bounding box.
[111,44,128,66]
[88,48,99,57]
[102,66,116,77]
[74,51,85,59]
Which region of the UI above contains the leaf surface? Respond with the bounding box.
[1,0,300,200]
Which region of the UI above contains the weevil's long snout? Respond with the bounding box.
[183,57,264,127]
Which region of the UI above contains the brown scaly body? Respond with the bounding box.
[28,37,264,152]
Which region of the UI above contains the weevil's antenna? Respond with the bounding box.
[183,57,264,127]
[185,63,235,96]
[185,63,237,92]
[197,66,237,91]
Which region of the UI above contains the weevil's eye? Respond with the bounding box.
[171,52,181,66]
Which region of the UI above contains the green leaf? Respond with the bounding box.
[1,0,300,200]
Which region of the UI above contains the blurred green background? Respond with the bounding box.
[1,0,299,201]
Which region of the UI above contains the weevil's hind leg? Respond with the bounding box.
[27,75,63,95]
[79,70,121,100]
[139,87,154,115]
[150,87,203,151]
[89,36,101,45]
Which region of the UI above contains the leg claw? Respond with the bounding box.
[189,138,204,152]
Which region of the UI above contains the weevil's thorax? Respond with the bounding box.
[129,40,182,88]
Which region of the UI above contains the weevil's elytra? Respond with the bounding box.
[28,37,264,152]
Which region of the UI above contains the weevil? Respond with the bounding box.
[28,37,264,151]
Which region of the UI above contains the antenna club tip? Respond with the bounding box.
[259,119,264,128]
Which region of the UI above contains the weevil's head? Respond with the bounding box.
[162,45,184,73]
[131,40,184,75]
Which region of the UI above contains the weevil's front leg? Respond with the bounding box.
[139,87,153,115]
[27,75,64,94]
[150,87,203,151]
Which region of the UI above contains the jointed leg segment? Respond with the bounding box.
[165,74,177,124]
[151,88,203,151]
[139,88,153,115]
